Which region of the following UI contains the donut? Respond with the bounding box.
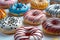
[0,17,21,34]
[0,0,16,9]
[50,0,60,4]
[9,3,30,16]
[14,26,43,40]
[0,9,6,20]
[30,0,49,10]
[46,4,60,18]
[18,0,30,4]
[42,18,60,35]
[24,10,47,26]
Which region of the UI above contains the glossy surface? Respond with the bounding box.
[9,3,30,15]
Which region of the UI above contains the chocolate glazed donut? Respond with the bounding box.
[42,18,60,35]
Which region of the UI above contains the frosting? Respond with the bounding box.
[46,4,60,17]
[9,3,30,15]
[0,16,21,30]
[42,18,60,33]
[0,9,6,20]
[0,0,16,5]
[30,0,49,10]
[14,26,43,40]
[24,10,46,23]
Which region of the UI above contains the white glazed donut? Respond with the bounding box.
[14,26,43,40]
[0,16,21,34]
[24,10,47,25]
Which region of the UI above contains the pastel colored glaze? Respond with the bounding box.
[9,3,30,15]
[24,10,46,25]
[14,26,43,40]
[0,0,15,5]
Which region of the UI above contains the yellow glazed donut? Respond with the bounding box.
[0,9,6,20]
[30,0,49,10]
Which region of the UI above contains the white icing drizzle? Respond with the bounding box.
[14,27,43,40]
[46,4,60,17]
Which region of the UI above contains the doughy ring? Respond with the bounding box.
[0,0,16,9]
[0,9,6,20]
[30,0,49,10]
[9,3,30,16]
[0,17,21,34]
[42,18,60,35]
[24,10,46,26]
[46,4,60,18]
[14,26,43,40]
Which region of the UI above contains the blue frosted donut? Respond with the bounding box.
[46,4,60,17]
[9,3,30,16]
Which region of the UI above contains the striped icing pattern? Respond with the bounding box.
[14,27,43,40]
[0,9,6,19]
[42,18,60,33]
[46,4,60,17]
[24,10,46,23]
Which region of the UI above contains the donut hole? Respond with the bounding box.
[25,28,35,36]
[5,0,8,1]
[17,3,23,9]
[51,20,59,25]
[32,11,39,16]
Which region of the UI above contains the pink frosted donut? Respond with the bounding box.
[14,26,43,40]
[0,0,16,9]
[24,10,47,25]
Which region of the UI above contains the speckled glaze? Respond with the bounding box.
[9,3,30,16]
[46,4,60,17]
[0,17,20,33]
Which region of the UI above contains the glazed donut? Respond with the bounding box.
[14,26,43,40]
[42,18,60,35]
[0,0,16,9]
[9,3,30,16]
[0,17,21,34]
[30,0,49,10]
[18,0,30,4]
[24,10,46,26]
[46,4,60,18]
[0,9,6,20]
